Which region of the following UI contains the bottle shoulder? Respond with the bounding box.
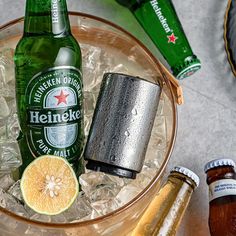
[14,34,82,70]
[206,167,236,185]
[15,34,81,52]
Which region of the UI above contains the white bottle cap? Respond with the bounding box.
[204,158,236,173]
[171,166,200,187]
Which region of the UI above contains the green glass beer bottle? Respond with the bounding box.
[14,0,84,176]
[116,0,201,80]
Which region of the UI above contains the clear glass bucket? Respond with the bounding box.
[0,12,177,236]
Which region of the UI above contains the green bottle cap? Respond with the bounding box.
[173,55,201,80]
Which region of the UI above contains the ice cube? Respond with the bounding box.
[74,209,100,222]
[24,204,36,217]
[6,112,20,140]
[91,199,119,216]
[0,48,14,78]
[130,158,161,189]
[0,188,28,217]
[84,114,93,137]
[63,192,92,221]
[0,96,10,118]
[79,172,106,194]
[111,63,129,74]
[115,185,142,207]
[79,171,122,202]
[0,174,15,191]
[0,140,22,174]
[84,91,97,117]
[90,184,119,202]
[81,45,103,91]
[105,174,125,188]
[0,97,18,140]
[0,48,15,97]
[156,97,165,116]
[0,120,7,139]
[84,91,97,136]
[7,180,23,202]
[131,173,153,190]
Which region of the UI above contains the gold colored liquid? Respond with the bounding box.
[132,173,195,236]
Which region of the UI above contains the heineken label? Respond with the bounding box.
[25,66,83,162]
[51,0,59,24]
[150,0,171,33]
[150,0,178,44]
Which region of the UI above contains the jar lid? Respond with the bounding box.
[204,158,236,173]
[171,166,200,187]
[173,56,201,80]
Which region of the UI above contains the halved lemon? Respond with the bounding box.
[21,155,79,215]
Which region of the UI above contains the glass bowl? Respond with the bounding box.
[224,0,236,76]
[0,12,177,236]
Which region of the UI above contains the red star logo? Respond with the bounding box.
[167,33,178,44]
[54,90,69,105]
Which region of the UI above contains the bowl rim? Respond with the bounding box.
[0,11,177,229]
[224,0,236,76]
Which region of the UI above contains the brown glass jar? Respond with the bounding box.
[204,158,236,236]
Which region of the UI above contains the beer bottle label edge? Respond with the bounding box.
[209,179,236,202]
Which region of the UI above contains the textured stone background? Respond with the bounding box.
[1,0,235,235]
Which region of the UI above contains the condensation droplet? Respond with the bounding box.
[110,155,116,162]
[124,130,130,137]
[131,108,137,115]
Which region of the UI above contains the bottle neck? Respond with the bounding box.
[169,172,197,190]
[132,173,196,236]
[206,166,236,185]
[116,0,148,11]
[24,0,71,36]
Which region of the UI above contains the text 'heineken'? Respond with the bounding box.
[14,0,84,176]
[116,0,201,80]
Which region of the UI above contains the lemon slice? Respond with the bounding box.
[21,155,79,215]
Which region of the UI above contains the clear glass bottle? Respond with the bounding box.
[204,158,236,236]
[131,166,199,236]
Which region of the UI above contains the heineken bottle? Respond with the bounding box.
[14,0,84,176]
[116,0,201,80]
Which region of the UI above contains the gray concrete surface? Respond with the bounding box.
[0,0,235,235]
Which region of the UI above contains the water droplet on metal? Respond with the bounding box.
[124,130,130,137]
[132,108,137,115]
[110,155,116,162]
